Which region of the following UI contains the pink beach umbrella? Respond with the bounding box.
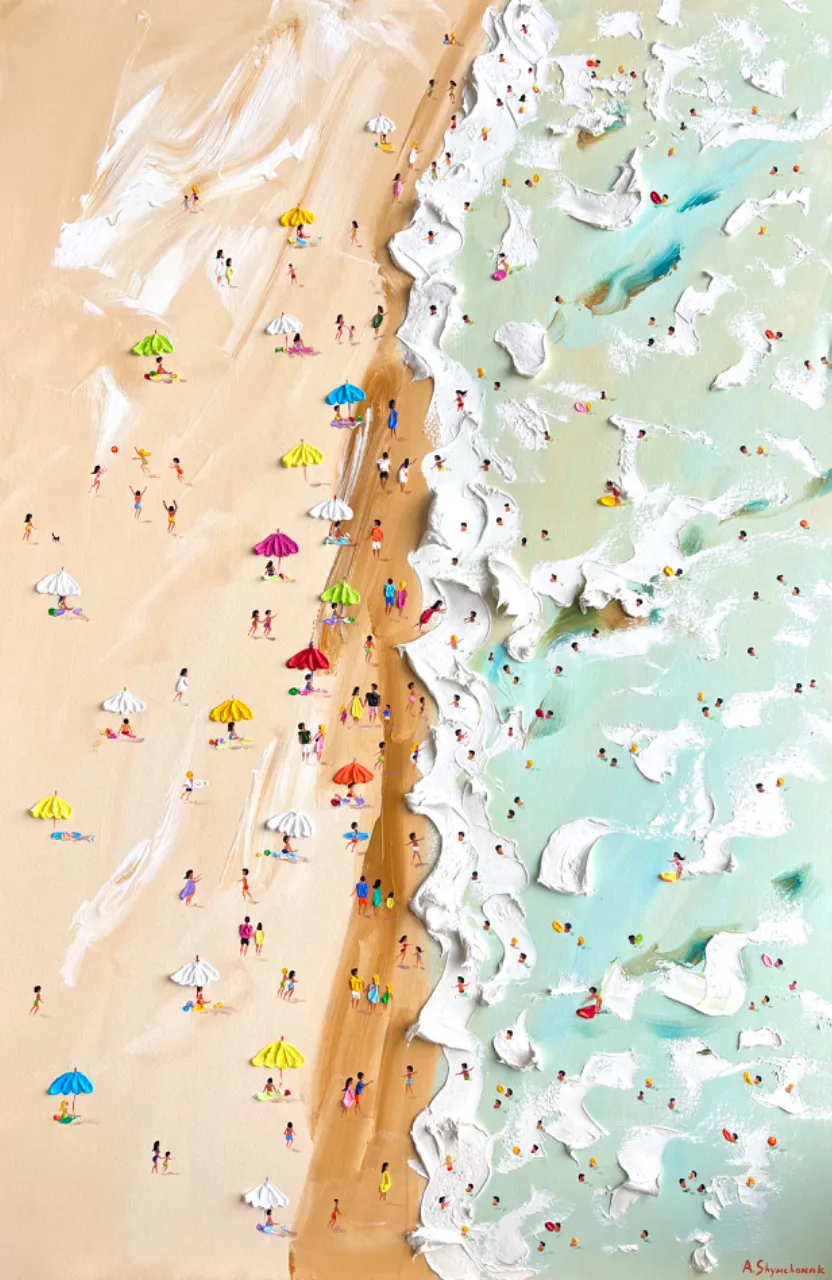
[253,529,299,568]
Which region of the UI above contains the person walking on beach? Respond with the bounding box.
[215,249,225,284]
[350,220,361,247]
[162,1151,173,1174]
[313,723,326,763]
[249,610,260,637]
[354,1072,372,1111]
[377,451,391,488]
[130,487,146,520]
[397,935,409,966]
[152,1141,161,1173]
[349,686,363,725]
[384,578,396,614]
[89,464,106,494]
[371,878,383,916]
[370,518,383,555]
[174,667,189,703]
[335,314,345,342]
[224,256,235,288]
[396,581,408,615]
[354,877,369,915]
[239,916,254,955]
[387,398,399,439]
[397,457,415,492]
[288,262,298,286]
[30,985,43,1015]
[284,1122,295,1149]
[379,1162,392,1201]
[22,513,34,542]
[365,683,381,723]
[372,305,386,339]
[364,633,375,664]
[240,868,255,903]
[328,1198,342,1227]
[255,922,265,956]
[349,968,363,1006]
[408,142,421,170]
[298,722,312,761]
[392,173,404,202]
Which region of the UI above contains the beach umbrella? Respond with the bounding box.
[278,204,315,228]
[131,331,174,356]
[244,1177,289,1210]
[47,1068,94,1114]
[253,529,299,566]
[209,697,253,723]
[251,1035,305,1082]
[282,439,324,483]
[309,496,354,522]
[265,313,302,335]
[30,791,73,825]
[325,382,366,408]
[169,955,219,987]
[35,568,80,597]
[102,687,147,715]
[366,115,397,135]
[286,642,330,672]
[265,810,314,837]
[333,760,374,786]
[321,580,361,606]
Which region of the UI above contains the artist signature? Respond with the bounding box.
[742,1264,825,1276]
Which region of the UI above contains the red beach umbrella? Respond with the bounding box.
[286,641,330,672]
[332,759,374,786]
[253,529,299,567]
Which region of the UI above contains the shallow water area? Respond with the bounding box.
[403,0,832,1274]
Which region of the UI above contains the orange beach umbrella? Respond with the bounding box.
[333,760,374,786]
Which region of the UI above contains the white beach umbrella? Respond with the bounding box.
[308,497,354,522]
[102,687,147,715]
[265,809,314,837]
[366,114,396,134]
[265,313,303,335]
[244,1177,289,1210]
[170,955,220,987]
[35,567,80,596]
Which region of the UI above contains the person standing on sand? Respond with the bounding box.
[335,313,345,342]
[341,1079,356,1115]
[255,922,265,956]
[22,513,34,542]
[238,916,253,955]
[354,1072,372,1111]
[180,869,201,905]
[174,667,189,703]
[408,141,421,169]
[384,578,396,615]
[328,1198,342,1228]
[249,610,260,637]
[387,398,399,439]
[288,262,298,286]
[397,457,415,492]
[396,581,408,615]
[392,173,403,202]
[313,723,326,763]
[298,722,312,761]
[349,968,363,1005]
[365,683,381,723]
[379,1163,392,1201]
[240,868,254,903]
[30,985,43,1015]
[371,878,383,916]
[350,220,361,247]
[370,518,383,555]
[377,451,391,488]
[152,1141,161,1173]
[364,633,375,663]
[349,686,363,725]
[404,1065,416,1095]
[371,305,386,339]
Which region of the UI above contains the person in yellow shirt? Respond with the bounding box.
[349,968,363,1008]
[379,1162,392,1201]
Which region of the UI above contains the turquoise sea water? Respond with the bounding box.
[426,0,832,1273]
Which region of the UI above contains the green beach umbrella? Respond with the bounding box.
[131,331,174,357]
[321,580,361,606]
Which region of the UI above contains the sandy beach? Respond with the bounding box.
[2,2,488,1276]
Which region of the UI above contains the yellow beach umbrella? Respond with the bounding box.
[278,204,315,228]
[251,1035,305,1087]
[282,439,324,484]
[30,791,73,826]
[209,698,253,724]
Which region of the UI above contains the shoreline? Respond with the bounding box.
[289,8,499,1276]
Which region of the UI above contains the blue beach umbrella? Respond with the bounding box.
[325,382,366,407]
[48,1068,94,1114]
